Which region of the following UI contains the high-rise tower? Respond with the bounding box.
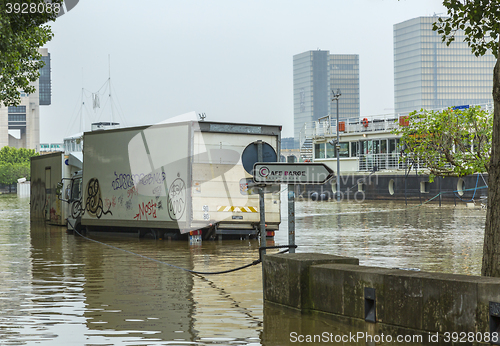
[0,48,50,149]
[394,16,496,115]
[293,50,359,146]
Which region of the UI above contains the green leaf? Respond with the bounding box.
[0,0,63,106]
[392,106,492,178]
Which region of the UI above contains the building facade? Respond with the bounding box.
[293,50,359,146]
[329,54,360,122]
[39,49,51,106]
[0,48,50,150]
[394,16,496,115]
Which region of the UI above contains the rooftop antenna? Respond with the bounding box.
[93,54,126,128]
[80,68,84,132]
[199,113,206,121]
[108,54,112,123]
[92,92,100,111]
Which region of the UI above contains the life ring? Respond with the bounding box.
[362,118,369,127]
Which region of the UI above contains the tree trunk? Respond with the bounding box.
[482,41,500,277]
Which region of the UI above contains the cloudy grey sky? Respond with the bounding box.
[41,0,447,142]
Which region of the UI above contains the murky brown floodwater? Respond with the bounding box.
[288,198,486,275]
[0,193,487,345]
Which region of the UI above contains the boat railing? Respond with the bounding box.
[299,122,315,161]
[358,153,403,171]
[315,116,332,137]
[313,103,495,139]
[313,115,399,137]
[358,153,448,172]
[300,122,315,146]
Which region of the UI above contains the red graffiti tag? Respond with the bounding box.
[127,186,139,198]
[134,200,157,220]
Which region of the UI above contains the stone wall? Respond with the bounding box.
[263,252,500,339]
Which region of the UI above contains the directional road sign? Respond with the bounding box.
[253,162,334,184]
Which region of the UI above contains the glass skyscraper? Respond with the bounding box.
[330,54,360,123]
[394,16,496,115]
[39,51,51,106]
[293,50,359,144]
[0,48,50,149]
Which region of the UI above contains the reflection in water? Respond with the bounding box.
[284,199,485,275]
[75,238,196,342]
[263,303,433,346]
[191,242,264,344]
[0,194,487,344]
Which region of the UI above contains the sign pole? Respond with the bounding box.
[252,162,334,257]
[332,89,342,202]
[257,141,266,255]
[287,156,295,253]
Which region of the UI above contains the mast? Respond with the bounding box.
[80,67,84,133]
[108,54,113,123]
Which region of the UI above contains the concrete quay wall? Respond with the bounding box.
[263,253,500,338]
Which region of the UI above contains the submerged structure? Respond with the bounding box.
[31,117,282,239]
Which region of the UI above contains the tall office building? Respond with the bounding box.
[0,48,50,149]
[394,16,496,115]
[39,49,51,106]
[329,54,360,121]
[293,50,359,145]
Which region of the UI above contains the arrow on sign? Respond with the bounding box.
[253,162,334,184]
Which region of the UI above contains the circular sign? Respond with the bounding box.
[259,166,270,177]
[241,141,277,175]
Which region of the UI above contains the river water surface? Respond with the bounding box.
[0,194,487,345]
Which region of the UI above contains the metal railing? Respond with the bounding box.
[299,122,316,161]
[358,153,452,172]
[312,115,399,137]
[310,103,495,139]
[358,153,403,171]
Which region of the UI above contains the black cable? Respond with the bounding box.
[67,219,296,276]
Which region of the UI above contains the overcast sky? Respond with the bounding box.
[41,0,447,142]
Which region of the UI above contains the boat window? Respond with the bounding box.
[314,143,325,159]
[389,139,396,153]
[339,142,349,157]
[360,140,374,155]
[359,141,366,155]
[350,142,358,157]
[326,142,335,158]
[396,139,403,152]
[71,178,82,201]
[381,139,387,154]
[389,139,399,153]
